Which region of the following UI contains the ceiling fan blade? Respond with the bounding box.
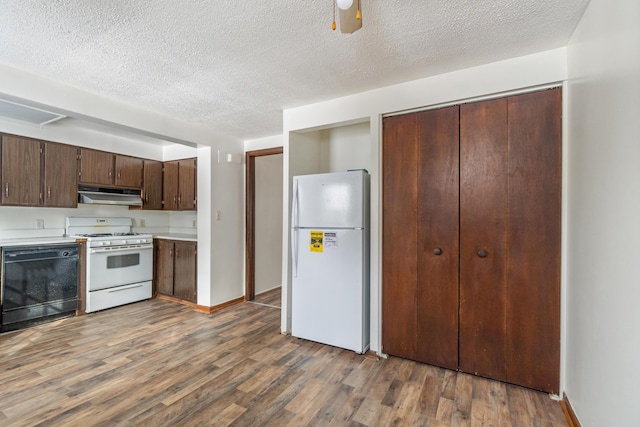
[339,2,362,34]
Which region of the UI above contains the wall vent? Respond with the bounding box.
[0,99,66,125]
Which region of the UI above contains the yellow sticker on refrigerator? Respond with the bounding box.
[310,231,323,252]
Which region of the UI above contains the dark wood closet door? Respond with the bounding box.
[382,113,419,360]
[505,88,561,394]
[416,106,460,369]
[459,98,509,381]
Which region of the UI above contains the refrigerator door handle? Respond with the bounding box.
[292,178,299,277]
[292,178,299,228]
[292,227,299,278]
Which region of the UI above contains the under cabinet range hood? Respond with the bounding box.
[78,186,143,206]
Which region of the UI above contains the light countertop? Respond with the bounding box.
[153,233,197,242]
[0,236,83,248]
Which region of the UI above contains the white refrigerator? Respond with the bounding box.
[291,170,370,353]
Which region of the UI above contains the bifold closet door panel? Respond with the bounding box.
[459,98,509,381]
[382,114,419,360]
[416,106,460,369]
[506,88,561,394]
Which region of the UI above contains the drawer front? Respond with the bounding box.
[86,281,152,313]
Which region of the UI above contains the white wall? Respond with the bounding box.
[254,154,283,294]
[0,116,164,160]
[0,204,196,238]
[566,0,640,425]
[197,141,245,307]
[244,135,283,153]
[282,48,568,357]
[319,122,371,173]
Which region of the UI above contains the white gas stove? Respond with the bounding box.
[66,217,153,313]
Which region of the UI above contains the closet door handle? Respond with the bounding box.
[477,249,488,258]
[433,248,442,256]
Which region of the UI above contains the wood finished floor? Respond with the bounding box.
[0,298,566,426]
[251,287,282,307]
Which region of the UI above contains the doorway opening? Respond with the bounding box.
[245,147,283,308]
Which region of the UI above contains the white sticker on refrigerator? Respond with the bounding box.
[324,232,337,249]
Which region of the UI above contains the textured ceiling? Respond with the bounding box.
[0,0,589,141]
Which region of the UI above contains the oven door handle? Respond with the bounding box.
[90,244,153,254]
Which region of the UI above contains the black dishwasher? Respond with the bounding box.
[1,244,79,332]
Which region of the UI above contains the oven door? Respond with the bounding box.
[88,245,153,292]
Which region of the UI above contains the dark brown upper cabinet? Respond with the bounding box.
[141,160,163,210]
[79,148,143,189]
[1,135,77,208]
[43,141,78,207]
[163,158,196,211]
[1,135,41,206]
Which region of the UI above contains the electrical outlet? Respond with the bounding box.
[140,219,146,228]
[35,219,44,229]
[216,211,222,221]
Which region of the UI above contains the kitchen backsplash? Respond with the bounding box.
[0,205,196,239]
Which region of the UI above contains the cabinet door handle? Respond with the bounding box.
[4,183,8,197]
[433,248,442,255]
[117,169,121,179]
[108,169,112,178]
[477,249,488,258]
[47,186,51,198]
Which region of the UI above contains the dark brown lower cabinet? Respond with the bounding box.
[155,239,197,304]
[382,88,561,394]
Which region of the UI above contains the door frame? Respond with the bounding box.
[245,147,284,301]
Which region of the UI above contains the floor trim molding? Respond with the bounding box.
[195,296,245,314]
[559,393,581,427]
[155,295,245,314]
